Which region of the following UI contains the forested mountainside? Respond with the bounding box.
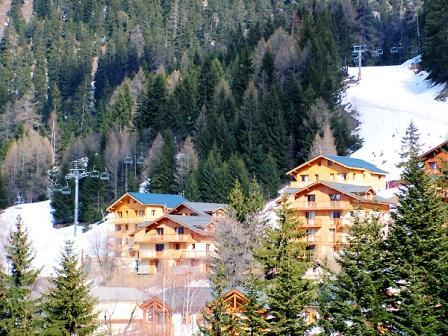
[0,0,445,225]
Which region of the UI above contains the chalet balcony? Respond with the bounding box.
[138,250,214,259]
[114,217,148,225]
[302,219,323,228]
[295,201,350,210]
[306,236,320,244]
[134,234,195,243]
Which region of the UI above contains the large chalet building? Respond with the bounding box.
[107,192,227,275]
[284,154,391,263]
[421,140,448,201]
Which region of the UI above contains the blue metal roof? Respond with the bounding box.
[128,192,187,208]
[323,154,387,174]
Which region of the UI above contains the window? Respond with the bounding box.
[175,243,180,250]
[318,161,322,166]
[156,228,164,235]
[429,162,438,171]
[315,174,319,181]
[151,210,156,216]
[117,211,123,218]
[191,243,196,250]
[353,173,356,181]
[331,211,341,219]
[307,194,316,202]
[327,160,333,166]
[337,173,347,181]
[305,211,316,219]
[206,244,210,252]
[329,228,336,243]
[175,227,184,235]
[135,210,144,217]
[146,311,153,322]
[116,225,121,231]
[330,173,335,181]
[301,175,309,182]
[330,194,341,201]
[155,244,164,252]
[125,224,128,231]
[125,210,129,217]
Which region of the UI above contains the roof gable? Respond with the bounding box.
[421,140,448,159]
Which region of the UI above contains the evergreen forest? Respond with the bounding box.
[0,0,445,225]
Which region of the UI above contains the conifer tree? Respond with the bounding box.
[228,180,246,222]
[0,216,41,335]
[148,131,176,194]
[185,169,200,201]
[257,153,280,199]
[256,202,314,336]
[241,275,268,336]
[43,241,97,336]
[382,122,448,334]
[318,211,389,335]
[0,175,9,209]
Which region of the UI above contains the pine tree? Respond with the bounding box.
[43,241,97,335]
[148,130,176,194]
[318,211,389,335]
[228,180,246,222]
[241,275,268,336]
[257,152,280,199]
[246,177,264,217]
[185,169,200,201]
[0,175,9,209]
[0,216,41,335]
[382,122,448,334]
[256,202,314,336]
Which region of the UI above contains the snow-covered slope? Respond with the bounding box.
[0,201,112,276]
[344,57,448,180]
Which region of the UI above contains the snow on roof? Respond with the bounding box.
[128,192,187,208]
[322,181,373,194]
[149,287,213,311]
[322,154,388,174]
[420,139,448,158]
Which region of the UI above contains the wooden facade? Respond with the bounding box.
[421,140,448,201]
[285,155,390,266]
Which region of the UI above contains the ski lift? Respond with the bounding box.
[14,193,24,206]
[53,184,63,192]
[90,169,100,178]
[390,44,399,54]
[373,47,383,57]
[136,153,145,165]
[397,42,404,50]
[360,44,368,52]
[100,169,110,181]
[61,183,71,195]
[124,156,133,164]
[352,45,361,53]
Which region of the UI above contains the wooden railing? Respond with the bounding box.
[138,250,214,259]
[114,217,149,225]
[295,201,349,209]
[134,234,194,243]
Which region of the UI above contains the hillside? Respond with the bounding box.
[345,58,448,180]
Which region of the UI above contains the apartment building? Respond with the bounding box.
[421,140,448,201]
[284,154,391,263]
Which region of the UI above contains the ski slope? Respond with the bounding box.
[0,201,112,276]
[344,57,448,180]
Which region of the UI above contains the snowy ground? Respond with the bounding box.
[345,57,448,180]
[0,201,112,277]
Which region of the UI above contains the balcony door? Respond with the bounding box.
[305,211,316,225]
[175,227,184,240]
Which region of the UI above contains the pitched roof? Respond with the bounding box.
[91,286,143,302]
[149,287,213,311]
[291,181,391,205]
[421,140,448,159]
[287,154,387,176]
[322,154,388,174]
[127,192,187,208]
[166,214,212,232]
[184,202,227,215]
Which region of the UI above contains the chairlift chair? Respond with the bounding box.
[390,44,398,54]
[124,156,133,164]
[352,45,361,53]
[53,184,63,192]
[14,193,24,205]
[361,44,368,52]
[61,184,71,195]
[90,170,100,178]
[136,153,145,165]
[397,42,404,50]
[100,169,110,181]
[377,48,383,55]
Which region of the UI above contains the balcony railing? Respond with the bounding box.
[303,219,322,227]
[306,236,320,244]
[114,217,149,225]
[137,264,151,275]
[134,234,194,243]
[138,250,214,259]
[295,201,349,209]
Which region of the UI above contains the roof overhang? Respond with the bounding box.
[421,140,448,159]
